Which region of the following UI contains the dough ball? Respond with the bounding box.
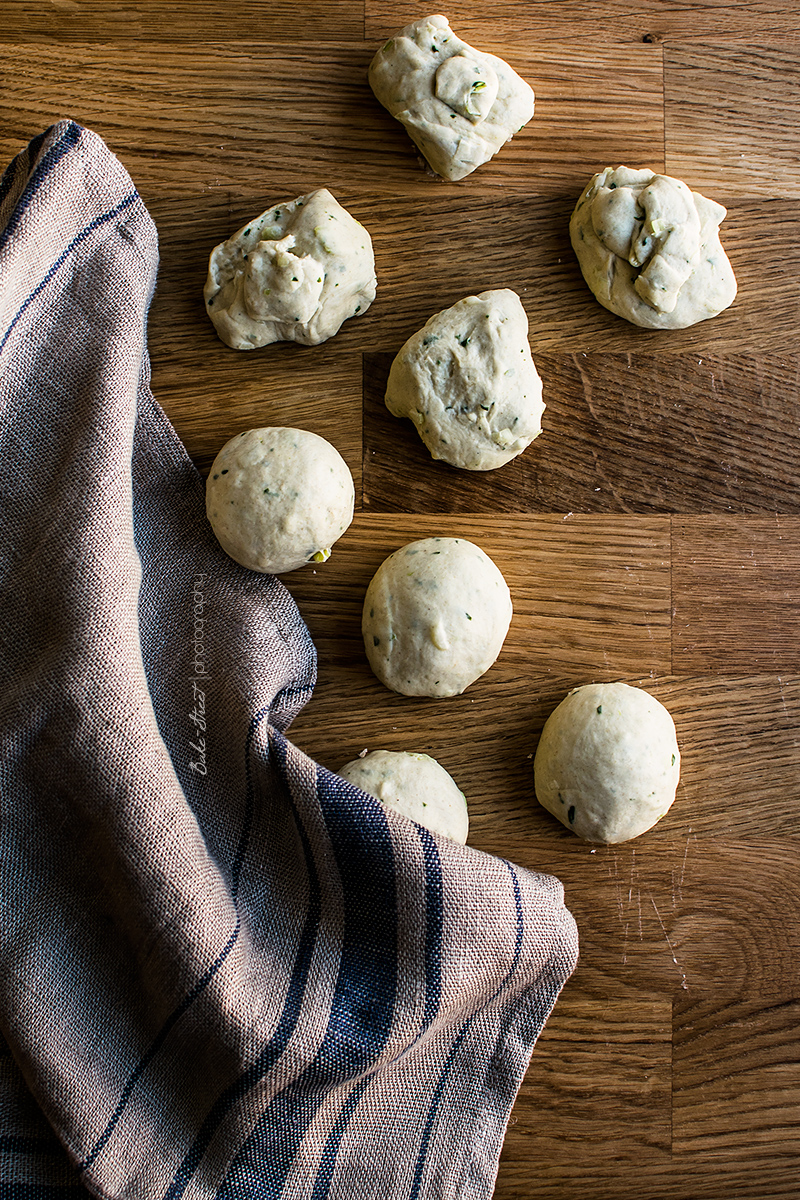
[204,188,376,349]
[362,536,512,697]
[385,289,545,471]
[534,682,681,844]
[206,427,354,574]
[338,749,469,843]
[570,165,737,329]
[369,15,535,182]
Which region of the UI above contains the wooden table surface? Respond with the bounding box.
[3,4,800,1196]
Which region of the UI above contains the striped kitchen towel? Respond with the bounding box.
[0,122,578,1200]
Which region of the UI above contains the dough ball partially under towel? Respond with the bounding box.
[534,681,681,844]
[569,165,737,329]
[362,536,512,697]
[338,749,469,843]
[204,188,376,349]
[369,15,535,181]
[206,427,354,574]
[385,289,545,471]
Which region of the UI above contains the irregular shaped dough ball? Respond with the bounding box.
[369,15,535,181]
[363,536,512,697]
[534,682,681,844]
[385,289,544,471]
[338,750,469,843]
[204,188,376,349]
[206,427,354,574]
[570,165,737,329]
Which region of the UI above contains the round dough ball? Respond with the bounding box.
[206,427,354,574]
[362,536,512,697]
[569,165,737,329]
[338,750,469,843]
[534,682,680,844]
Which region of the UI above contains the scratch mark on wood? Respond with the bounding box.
[650,891,688,990]
[676,833,694,904]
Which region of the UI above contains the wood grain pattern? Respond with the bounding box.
[672,517,800,670]
[673,995,800,1154]
[0,2,365,41]
[3,3,800,1195]
[665,43,800,198]
[0,41,664,200]
[364,352,800,513]
[365,1,800,44]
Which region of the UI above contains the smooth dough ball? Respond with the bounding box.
[362,536,512,697]
[369,15,535,182]
[206,427,354,574]
[534,682,681,844]
[570,165,737,329]
[385,289,545,471]
[204,188,376,349]
[338,750,469,843]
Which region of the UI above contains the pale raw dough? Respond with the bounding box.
[206,427,354,574]
[385,289,545,471]
[533,682,681,844]
[338,750,469,843]
[369,15,535,181]
[362,536,512,697]
[570,165,737,329]
[204,188,376,349]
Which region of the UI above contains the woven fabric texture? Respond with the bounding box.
[0,122,579,1200]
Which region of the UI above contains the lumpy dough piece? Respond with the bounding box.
[206,427,354,574]
[362,536,512,698]
[385,289,545,471]
[533,682,681,844]
[569,165,737,329]
[338,750,469,843]
[204,188,377,349]
[368,15,535,182]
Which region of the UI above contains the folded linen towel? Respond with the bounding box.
[0,122,579,1200]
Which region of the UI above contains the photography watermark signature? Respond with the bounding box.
[189,572,210,776]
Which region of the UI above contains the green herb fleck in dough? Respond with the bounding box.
[597,705,603,714]
[568,805,576,824]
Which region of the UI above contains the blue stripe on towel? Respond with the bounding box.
[408,860,525,1200]
[416,825,444,1034]
[214,767,398,1199]
[0,188,140,358]
[162,732,324,1200]
[309,820,444,1200]
[0,122,81,233]
[308,1075,371,1200]
[80,704,275,1175]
